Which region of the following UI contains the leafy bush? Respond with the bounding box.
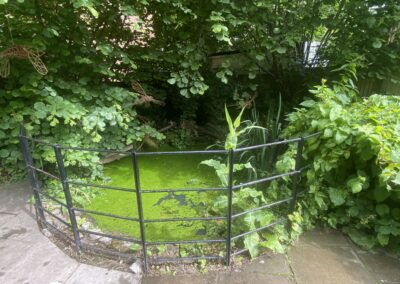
[0,83,164,180]
[281,79,400,251]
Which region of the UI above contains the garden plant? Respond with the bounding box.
[1,0,400,270]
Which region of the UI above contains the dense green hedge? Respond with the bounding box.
[281,79,400,252]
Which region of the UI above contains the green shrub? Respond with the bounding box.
[281,79,400,252]
[0,84,164,181]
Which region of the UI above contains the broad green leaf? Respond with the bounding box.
[348,206,359,217]
[314,191,326,208]
[376,204,390,216]
[335,131,347,144]
[36,110,47,119]
[323,128,333,138]
[255,54,265,61]
[248,72,256,79]
[377,233,389,246]
[167,78,176,85]
[344,228,375,249]
[260,232,284,253]
[372,39,382,49]
[328,188,347,206]
[300,100,315,108]
[276,47,287,54]
[374,186,391,202]
[0,149,9,158]
[347,177,363,194]
[180,89,188,97]
[98,44,113,55]
[211,23,225,33]
[329,105,341,121]
[392,208,400,221]
[390,148,400,163]
[244,233,260,258]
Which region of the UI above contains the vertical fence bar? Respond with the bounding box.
[54,145,81,249]
[226,149,234,265]
[132,151,148,272]
[19,126,46,224]
[289,137,305,214]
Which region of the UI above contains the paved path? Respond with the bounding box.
[1,181,400,284]
[144,229,400,284]
[0,181,140,284]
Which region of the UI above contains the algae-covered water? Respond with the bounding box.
[85,145,223,242]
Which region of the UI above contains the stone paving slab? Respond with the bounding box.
[288,242,376,284]
[0,182,32,224]
[216,271,294,284]
[0,239,79,284]
[242,253,292,275]
[355,249,400,284]
[298,226,352,247]
[65,264,140,284]
[0,208,41,243]
[142,273,218,284]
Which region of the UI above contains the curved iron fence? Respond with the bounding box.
[19,125,319,272]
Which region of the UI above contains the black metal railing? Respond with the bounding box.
[19,125,319,272]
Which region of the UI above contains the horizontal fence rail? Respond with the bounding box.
[19,125,320,273]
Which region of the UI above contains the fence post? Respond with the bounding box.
[131,151,148,272]
[19,126,46,224]
[289,137,305,215]
[53,145,81,249]
[226,149,234,266]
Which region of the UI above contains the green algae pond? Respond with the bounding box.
[85,145,224,242]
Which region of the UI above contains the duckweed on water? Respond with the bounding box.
[85,145,222,242]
